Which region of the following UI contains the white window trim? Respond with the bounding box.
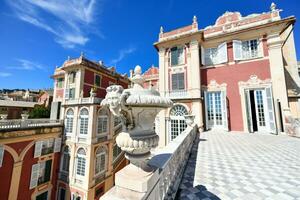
[78,108,89,136]
[65,109,74,135]
[76,148,86,178]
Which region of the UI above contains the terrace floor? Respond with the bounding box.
[176,131,300,200]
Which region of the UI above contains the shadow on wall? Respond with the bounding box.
[175,136,221,200]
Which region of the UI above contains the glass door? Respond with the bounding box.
[205,91,227,130]
[254,89,271,132]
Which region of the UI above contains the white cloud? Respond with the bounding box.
[111,47,137,65]
[6,0,101,48]
[7,59,44,71]
[0,72,12,77]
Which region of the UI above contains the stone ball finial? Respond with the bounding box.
[193,15,197,23]
[270,2,276,11]
[134,65,142,75]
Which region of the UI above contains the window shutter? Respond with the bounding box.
[265,87,276,133]
[0,146,4,167]
[201,46,206,65]
[29,163,40,189]
[54,138,62,153]
[217,42,228,64]
[34,141,43,158]
[233,40,243,60]
[65,88,69,99]
[204,91,209,131]
[221,91,228,131]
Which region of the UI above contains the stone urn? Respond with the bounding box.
[0,114,8,120]
[101,65,173,191]
[184,114,195,126]
[90,87,96,97]
[21,113,29,120]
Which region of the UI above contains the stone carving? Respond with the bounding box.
[101,65,173,169]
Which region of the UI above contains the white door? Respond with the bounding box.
[205,91,227,130]
[254,89,268,132]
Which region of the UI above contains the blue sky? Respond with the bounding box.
[0,0,299,89]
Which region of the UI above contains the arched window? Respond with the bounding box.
[97,109,108,135]
[170,105,188,140]
[65,109,74,134]
[61,146,70,172]
[79,108,89,135]
[76,148,86,176]
[95,146,107,176]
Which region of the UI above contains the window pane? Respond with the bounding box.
[171,47,178,66]
[95,75,101,87]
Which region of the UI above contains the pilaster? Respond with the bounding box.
[158,48,166,96]
[8,161,23,200]
[267,33,288,131]
[189,40,201,98]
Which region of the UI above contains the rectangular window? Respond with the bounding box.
[38,160,52,185]
[36,191,48,200]
[233,39,260,60]
[171,47,184,66]
[95,75,101,87]
[41,138,55,156]
[69,88,75,99]
[68,72,76,84]
[58,187,66,200]
[30,159,53,189]
[56,78,64,88]
[80,118,88,135]
[113,143,122,162]
[76,157,86,176]
[171,73,185,90]
[97,116,108,135]
[242,39,258,59]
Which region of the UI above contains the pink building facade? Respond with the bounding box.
[153,3,299,145]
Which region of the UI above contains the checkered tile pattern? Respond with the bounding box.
[176,131,300,200]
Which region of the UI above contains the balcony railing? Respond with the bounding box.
[101,124,198,200]
[64,97,102,105]
[0,119,63,130]
[165,90,188,99]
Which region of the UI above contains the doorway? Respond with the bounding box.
[245,88,276,133]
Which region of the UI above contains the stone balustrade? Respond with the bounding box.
[0,118,63,130]
[166,90,188,99]
[63,97,102,105]
[101,124,198,200]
